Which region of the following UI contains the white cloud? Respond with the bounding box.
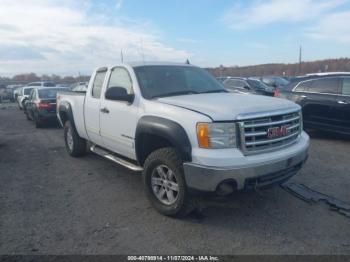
[0,0,191,76]
[116,0,123,10]
[307,11,350,43]
[176,38,199,44]
[222,0,346,30]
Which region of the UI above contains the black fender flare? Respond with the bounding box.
[58,102,78,133]
[135,116,192,164]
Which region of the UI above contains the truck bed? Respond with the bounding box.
[57,90,88,140]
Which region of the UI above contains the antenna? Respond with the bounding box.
[298,45,302,75]
[120,49,124,63]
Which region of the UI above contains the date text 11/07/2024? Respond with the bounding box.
[127,255,219,261]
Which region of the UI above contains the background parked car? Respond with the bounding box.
[71,82,88,92]
[260,76,290,89]
[24,87,69,128]
[222,77,274,96]
[13,86,23,102]
[215,76,231,83]
[17,82,56,110]
[0,85,18,102]
[275,74,350,135]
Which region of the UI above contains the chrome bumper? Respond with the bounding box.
[183,146,309,192]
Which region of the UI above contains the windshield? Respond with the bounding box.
[24,88,33,95]
[247,79,269,90]
[274,77,289,86]
[38,88,69,99]
[134,65,227,99]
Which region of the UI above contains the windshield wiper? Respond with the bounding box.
[200,89,228,94]
[152,90,199,99]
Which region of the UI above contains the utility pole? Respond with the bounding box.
[298,45,302,75]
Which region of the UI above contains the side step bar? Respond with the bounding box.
[90,144,143,172]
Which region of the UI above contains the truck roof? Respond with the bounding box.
[129,61,194,67]
[96,62,195,71]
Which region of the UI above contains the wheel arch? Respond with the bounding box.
[135,116,192,166]
[58,102,78,133]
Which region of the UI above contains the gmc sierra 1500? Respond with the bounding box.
[57,62,309,217]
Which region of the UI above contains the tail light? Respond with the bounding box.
[274,88,281,97]
[36,101,54,110]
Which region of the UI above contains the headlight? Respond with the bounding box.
[197,122,236,149]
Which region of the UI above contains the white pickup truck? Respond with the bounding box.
[57,62,309,217]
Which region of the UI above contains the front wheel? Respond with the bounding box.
[25,110,31,121]
[143,147,194,217]
[64,120,86,157]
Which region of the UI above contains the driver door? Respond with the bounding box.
[100,67,138,160]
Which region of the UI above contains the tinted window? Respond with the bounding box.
[342,78,350,95]
[43,82,55,87]
[308,78,340,94]
[224,79,246,89]
[24,88,34,95]
[39,88,69,99]
[295,80,313,92]
[92,71,107,98]
[107,68,132,94]
[134,66,226,99]
[247,79,267,90]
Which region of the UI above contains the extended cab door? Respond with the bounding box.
[84,68,107,146]
[335,77,350,132]
[99,67,138,160]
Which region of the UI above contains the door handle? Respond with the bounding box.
[337,101,348,105]
[100,107,110,113]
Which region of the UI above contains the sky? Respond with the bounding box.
[0,0,350,76]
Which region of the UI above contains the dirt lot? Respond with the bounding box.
[0,103,349,255]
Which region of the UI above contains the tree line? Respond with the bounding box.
[0,73,90,86]
[1,58,350,87]
[207,58,350,77]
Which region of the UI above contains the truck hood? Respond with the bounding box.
[157,93,299,121]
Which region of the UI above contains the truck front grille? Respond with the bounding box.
[238,110,302,155]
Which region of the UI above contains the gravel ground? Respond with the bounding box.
[0,103,349,255]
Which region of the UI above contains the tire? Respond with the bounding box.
[25,110,31,121]
[64,120,86,157]
[34,113,43,128]
[143,147,194,217]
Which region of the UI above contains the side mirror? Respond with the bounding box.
[105,87,134,103]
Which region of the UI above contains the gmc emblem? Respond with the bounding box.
[267,125,290,139]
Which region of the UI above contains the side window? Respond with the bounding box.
[295,80,313,92]
[342,78,350,95]
[91,71,107,98]
[309,78,340,94]
[225,79,245,89]
[107,67,132,94]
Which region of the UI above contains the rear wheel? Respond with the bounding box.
[64,120,86,157]
[34,113,43,128]
[143,147,194,217]
[25,110,31,121]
